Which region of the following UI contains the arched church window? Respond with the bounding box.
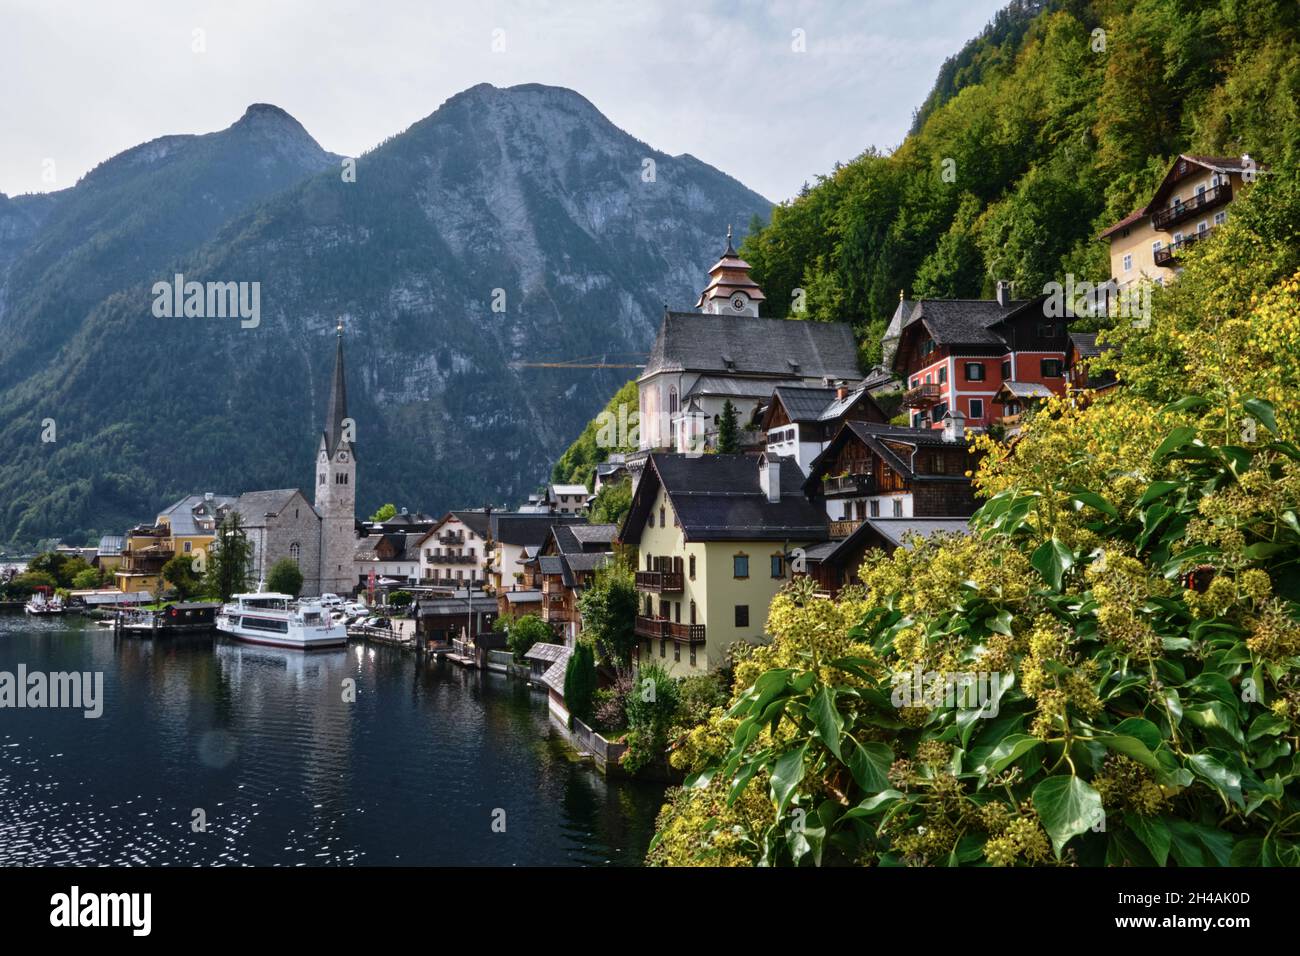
[290,543,301,565]
[668,385,678,414]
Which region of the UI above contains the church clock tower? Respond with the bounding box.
[315,320,356,596]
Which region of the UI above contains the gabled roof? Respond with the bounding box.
[449,510,492,536]
[1100,154,1261,238]
[156,493,237,536]
[763,383,887,432]
[800,516,973,567]
[524,641,569,664]
[1067,332,1103,359]
[642,312,860,381]
[621,453,829,544]
[490,512,587,547]
[805,421,972,492]
[233,489,313,527]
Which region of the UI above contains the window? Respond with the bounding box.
[932,454,947,474]
[668,385,678,414]
[964,362,985,381]
[910,377,919,389]
[770,555,784,578]
[969,398,984,421]
[1152,240,1162,254]
[1214,211,1227,226]
[674,643,680,662]
[1197,220,1208,234]
[1123,254,1133,272]
[938,366,947,385]
[689,600,696,624]
[733,554,749,579]
[674,602,680,623]
[1041,358,1062,377]
[688,554,696,579]
[659,505,666,526]
[659,639,666,658]
[932,402,948,421]
[1001,360,1012,379]
[1196,184,1206,198]
[648,510,654,528]
[689,646,696,667]
[183,541,192,553]
[892,499,903,517]
[735,605,749,628]
[1037,322,1059,339]
[870,500,880,517]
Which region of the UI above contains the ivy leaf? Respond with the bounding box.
[1137,480,1181,507]
[770,743,808,814]
[841,789,904,821]
[1153,427,1197,461]
[1031,537,1075,591]
[1161,395,1210,414]
[844,738,893,793]
[1032,776,1103,858]
[809,687,844,761]
[1112,717,1163,751]
[1189,751,1245,808]
[976,733,1041,780]
[1243,398,1278,435]
[1068,489,1119,518]
[1097,734,1162,771]
[1124,813,1171,866]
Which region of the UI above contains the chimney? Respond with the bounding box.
[836,382,848,401]
[942,411,966,443]
[995,280,1009,307]
[204,492,213,501]
[759,456,781,503]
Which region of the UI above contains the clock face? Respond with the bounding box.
[730,293,747,312]
[338,452,349,463]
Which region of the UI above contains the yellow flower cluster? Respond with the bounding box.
[1086,550,1165,659]
[1246,598,1300,663]
[1092,755,1169,816]
[1018,614,1102,739]
[983,814,1052,867]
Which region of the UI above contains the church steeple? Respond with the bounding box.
[323,319,350,457]
[695,225,765,316]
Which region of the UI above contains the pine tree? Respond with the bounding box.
[717,399,741,454]
[204,512,253,601]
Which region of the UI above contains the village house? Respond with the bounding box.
[803,417,981,530]
[1065,331,1119,394]
[636,234,861,456]
[415,510,491,589]
[618,453,829,677]
[793,516,973,598]
[536,523,617,644]
[1100,154,1259,293]
[353,530,425,594]
[547,484,590,515]
[888,285,1066,433]
[760,381,889,474]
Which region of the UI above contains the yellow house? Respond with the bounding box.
[112,525,173,594]
[618,453,829,676]
[1100,154,1259,291]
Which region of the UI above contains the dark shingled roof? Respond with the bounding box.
[622,453,829,543]
[490,512,586,546]
[902,299,1031,347]
[805,421,973,492]
[771,385,838,423]
[642,312,860,380]
[1068,332,1103,358]
[449,510,492,536]
[233,489,311,527]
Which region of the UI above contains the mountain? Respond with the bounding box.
[738,0,1300,360]
[0,84,771,544]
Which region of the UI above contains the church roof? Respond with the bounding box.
[233,489,313,527]
[323,323,350,457]
[642,312,859,381]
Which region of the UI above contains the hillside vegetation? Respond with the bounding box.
[738,0,1300,365]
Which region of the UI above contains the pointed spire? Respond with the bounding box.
[724,223,736,256]
[324,317,349,456]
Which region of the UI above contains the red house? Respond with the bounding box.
[889,284,1067,431]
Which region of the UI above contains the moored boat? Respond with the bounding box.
[24,587,65,615]
[215,592,347,649]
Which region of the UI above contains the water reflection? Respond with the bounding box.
[0,615,662,865]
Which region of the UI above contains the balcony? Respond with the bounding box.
[902,383,941,408]
[635,569,684,592]
[829,519,862,539]
[821,472,873,496]
[1153,228,1214,266]
[1151,183,1232,231]
[438,532,465,545]
[634,616,706,644]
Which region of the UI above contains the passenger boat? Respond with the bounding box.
[215,592,347,649]
[24,587,65,615]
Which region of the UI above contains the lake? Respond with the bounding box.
[0,613,664,866]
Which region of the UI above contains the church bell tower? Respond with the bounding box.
[316,320,356,595]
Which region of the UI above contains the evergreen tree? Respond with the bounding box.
[563,641,598,725]
[717,400,741,454]
[204,512,253,601]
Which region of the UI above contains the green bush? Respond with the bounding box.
[507,613,553,661]
[564,641,598,726]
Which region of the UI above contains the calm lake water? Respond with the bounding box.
[0,613,664,866]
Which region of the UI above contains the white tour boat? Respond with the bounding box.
[24,587,65,615]
[215,592,347,649]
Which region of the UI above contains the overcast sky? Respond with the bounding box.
[2,0,1007,204]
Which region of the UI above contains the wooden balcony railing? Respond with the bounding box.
[902,383,941,408]
[1151,183,1232,230]
[822,472,873,495]
[635,570,684,593]
[1154,227,1214,266]
[828,519,862,539]
[634,616,705,644]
